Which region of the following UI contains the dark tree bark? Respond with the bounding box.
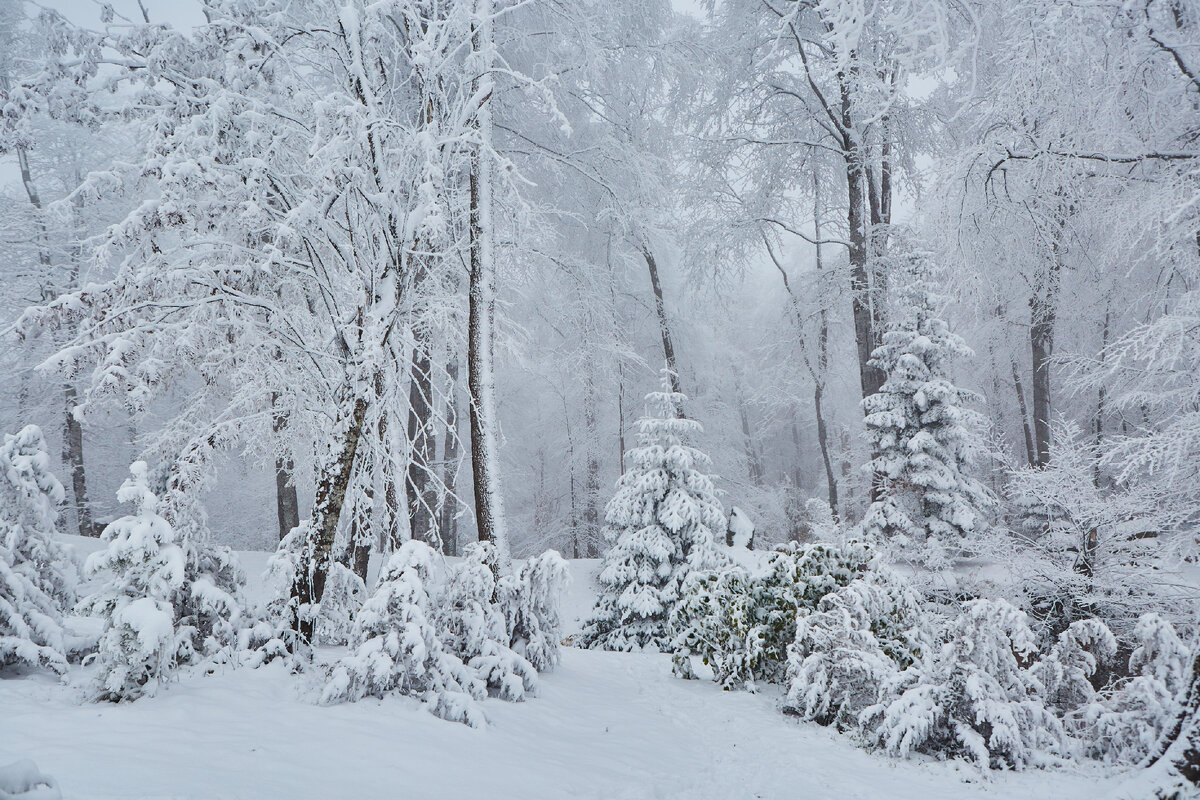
[642,246,683,401]
[839,75,886,410]
[292,392,369,645]
[466,42,507,563]
[1011,358,1037,468]
[61,382,93,537]
[1031,201,1067,467]
[1030,295,1056,468]
[271,393,300,542]
[406,340,438,547]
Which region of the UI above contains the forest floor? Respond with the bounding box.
[1,538,1131,800]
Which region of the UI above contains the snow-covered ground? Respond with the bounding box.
[1,538,1121,800]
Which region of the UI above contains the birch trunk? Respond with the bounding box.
[291,392,369,645]
[439,358,461,557]
[642,246,683,401]
[406,341,437,547]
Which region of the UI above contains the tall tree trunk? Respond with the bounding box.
[292,391,369,645]
[737,387,765,487]
[15,133,95,538]
[562,394,580,559]
[1030,290,1057,468]
[406,340,437,547]
[271,393,300,542]
[1094,307,1110,488]
[790,418,804,489]
[583,366,601,558]
[468,0,510,570]
[1011,358,1037,468]
[839,76,885,409]
[439,358,461,557]
[1031,200,1067,468]
[812,173,839,517]
[62,172,93,537]
[61,382,92,536]
[617,368,626,476]
[642,246,683,401]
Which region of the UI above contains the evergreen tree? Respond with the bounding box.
[0,425,75,674]
[79,462,187,701]
[861,256,992,564]
[583,376,726,651]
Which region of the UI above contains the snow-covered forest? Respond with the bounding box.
[1,0,1199,797]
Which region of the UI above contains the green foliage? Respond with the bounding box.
[670,541,875,690]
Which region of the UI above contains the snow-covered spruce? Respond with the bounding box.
[582,381,726,651]
[861,255,992,565]
[0,426,76,675]
[783,571,922,729]
[863,599,1064,770]
[78,462,188,701]
[671,540,876,689]
[322,541,486,726]
[144,460,247,661]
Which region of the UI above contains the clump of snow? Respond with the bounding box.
[0,759,59,800]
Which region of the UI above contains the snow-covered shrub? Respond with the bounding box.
[1002,422,1179,639]
[0,426,75,674]
[498,548,570,671]
[1082,613,1191,764]
[583,381,726,651]
[240,523,307,666]
[78,462,187,701]
[322,541,485,726]
[439,542,537,702]
[670,541,876,689]
[783,571,923,729]
[864,599,1064,770]
[174,540,246,662]
[861,255,992,565]
[314,562,365,647]
[1031,618,1117,714]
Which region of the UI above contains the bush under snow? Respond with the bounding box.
[863,599,1064,770]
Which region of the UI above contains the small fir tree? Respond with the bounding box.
[0,425,76,674]
[861,256,992,563]
[79,462,187,701]
[582,376,726,651]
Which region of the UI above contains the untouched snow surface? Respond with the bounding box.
[2,541,1120,800]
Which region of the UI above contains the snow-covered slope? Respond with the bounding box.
[1,542,1116,800]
